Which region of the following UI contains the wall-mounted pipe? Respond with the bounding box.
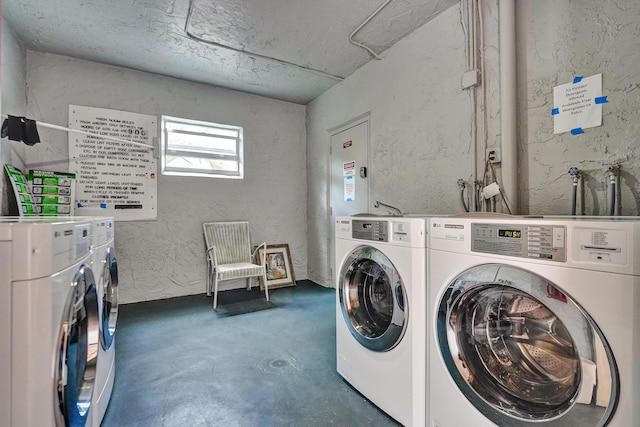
[499,0,517,214]
[608,164,621,216]
[616,168,622,216]
[457,179,470,212]
[568,167,580,215]
[374,200,402,215]
[608,167,616,216]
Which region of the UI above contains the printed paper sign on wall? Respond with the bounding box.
[68,105,158,221]
[552,74,607,135]
[343,161,356,201]
[28,169,75,216]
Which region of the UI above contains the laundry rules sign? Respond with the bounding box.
[68,105,158,221]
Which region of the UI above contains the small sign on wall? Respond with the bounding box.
[343,160,356,202]
[28,169,75,216]
[344,175,355,202]
[552,73,608,135]
[3,164,38,216]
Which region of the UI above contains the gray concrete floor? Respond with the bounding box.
[101,280,401,427]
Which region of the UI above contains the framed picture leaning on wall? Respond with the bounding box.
[255,243,296,291]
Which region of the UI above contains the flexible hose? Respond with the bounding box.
[568,167,581,215]
[460,188,469,212]
[571,181,578,215]
[616,172,622,216]
[608,166,619,216]
[580,174,586,215]
[609,181,616,216]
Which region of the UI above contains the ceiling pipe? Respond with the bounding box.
[499,0,518,214]
[183,0,345,82]
[349,0,393,59]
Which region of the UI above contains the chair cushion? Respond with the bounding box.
[217,262,264,281]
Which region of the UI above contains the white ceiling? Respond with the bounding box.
[3,0,457,104]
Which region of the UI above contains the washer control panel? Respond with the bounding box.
[352,219,388,242]
[471,223,567,262]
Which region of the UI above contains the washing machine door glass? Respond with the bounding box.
[339,245,407,352]
[100,246,119,350]
[56,264,100,427]
[437,263,618,426]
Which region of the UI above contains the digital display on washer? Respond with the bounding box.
[498,229,521,238]
[352,220,388,241]
[471,223,566,262]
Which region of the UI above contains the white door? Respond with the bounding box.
[329,119,369,286]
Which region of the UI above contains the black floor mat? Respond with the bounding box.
[214,288,277,317]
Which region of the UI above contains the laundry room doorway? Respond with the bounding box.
[329,116,370,287]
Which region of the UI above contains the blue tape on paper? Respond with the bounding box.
[100,203,107,208]
[346,198,353,202]
[77,203,83,208]
[551,108,560,115]
[595,96,608,104]
[573,76,583,83]
[571,128,584,135]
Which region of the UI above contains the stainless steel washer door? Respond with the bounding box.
[56,264,99,427]
[437,263,618,426]
[339,245,407,352]
[100,246,119,350]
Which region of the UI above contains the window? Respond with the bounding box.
[160,115,243,179]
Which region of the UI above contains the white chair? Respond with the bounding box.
[203,221,268,311]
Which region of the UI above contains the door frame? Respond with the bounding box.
[327,112,371,288]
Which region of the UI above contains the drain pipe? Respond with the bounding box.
[568,167,580,215]
[499,0,517,214]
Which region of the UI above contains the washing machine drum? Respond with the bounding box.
[100,246,119,350]
[339,245,408,352]
[437,263,618,426]
[55,264,100,427]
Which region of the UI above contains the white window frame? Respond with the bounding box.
[160,115,244,179]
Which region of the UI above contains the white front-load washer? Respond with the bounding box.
[335,215,428,426]
[428,216,639,427]
[0,218,100,427]
[88,217,118,427]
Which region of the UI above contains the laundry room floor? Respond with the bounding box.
[101,280,401,427]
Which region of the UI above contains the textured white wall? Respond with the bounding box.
[307,5,472,286]
[24,52,307,303]
[1,20,28,213]
[5,1,640,294]
[307,0,640,287]
[517,0,640,215]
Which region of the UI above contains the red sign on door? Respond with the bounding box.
[343,140,352,149]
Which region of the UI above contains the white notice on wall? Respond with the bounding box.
[344,175,355,202]
[552,74,605,135]
[68,105,158,221]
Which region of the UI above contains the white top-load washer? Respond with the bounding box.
[428,215,640,427]
[0,218,100,427]
[87,217,118,427]
[335,215,428,427]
